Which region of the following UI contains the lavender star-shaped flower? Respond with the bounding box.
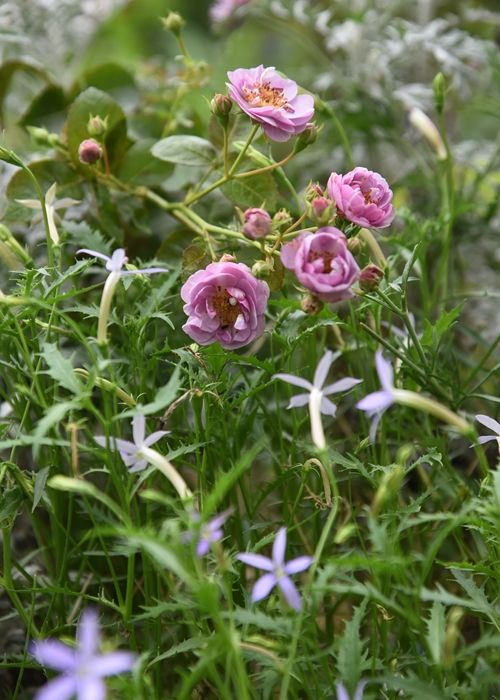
[30,608,135,700]
[17,182,80,245]
[77,247,167,276]
[236,527,313,611]
[356,350,395,442]
[336,680,367,700]
[184,508,233,556]
[273,350,362,449]
[474,414,500,452]
[95,414,167,473]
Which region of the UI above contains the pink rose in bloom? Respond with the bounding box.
[243,208,272,239]
[181,261,269,350]
[210,0,251,24]
[281,227,360,303]
[226,65,315,142]
[327,167,395,228]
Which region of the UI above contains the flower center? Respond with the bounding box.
[213,286,241,326]
[242,80,293,112]
[308,249,335,273]
[275,565,285,580]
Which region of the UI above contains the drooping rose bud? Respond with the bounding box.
[293,122,318,153]
[87,115,108,137]
[243,208,272,239]
[219,253,236,263]
[359,263,384,291]
[347,235,364,255]
[211,93,232,126]
[78,139,103,165]
[305,182,324,202]
[300,293,323,315]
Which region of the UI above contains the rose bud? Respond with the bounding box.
[305,182,324,202]
[300,293,323,315]
[78,139,103,165]
[273,209,292,230]
[161,11,185,34]
[87,115,108,137]
[347,236,364,255]
[308,196,333,225]
[293,122,318,153]
[211,93,232,125]
[359,263,384,292]
[243,208,272,239]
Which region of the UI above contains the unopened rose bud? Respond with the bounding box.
[78,139,103,165]
[347,236,364,256]
[87,115,108,137]
[359,264,384,292]
[304,182,324,202]
[273,209,292,230]
[300,293,323,315]
[252,259,273,277]
[210,93,233,124]
[219,253,236,263]
[162,11,185,35]
[308,196,333,225]
[294,122,318,153]
[243,208,272,239]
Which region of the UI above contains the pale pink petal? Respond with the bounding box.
[76,608,99,659]
[30,640,76,672]
[287,393,310,409]
[76,249,111,263]
[475,414,500,435]
[132,415,145,446]
[320,395,337,417]
[323,377,363,395]
[78,677,106,700]
[143,430,168,448]
[313,350,334,389]
[375,350,394,392]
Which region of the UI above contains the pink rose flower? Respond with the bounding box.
[280,227,360,303]
[210,0,251,25]
[226,65,315,142]
[181,261,269,350]
[327,167,395,229]
[243,208,272,239]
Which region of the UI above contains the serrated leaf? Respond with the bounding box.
[32,466,50,511]
[151,136,216,166]
[0,486,24,528]
[41,343,83,395]
[121,365,182,417]
[32,400,78,459]
[221,173,278,209]
[337,600,368,694]
[426,601,445,665]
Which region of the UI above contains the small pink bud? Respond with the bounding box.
[78,139,103,165]
[243,208,272,239]
[309,196,333,225]
[347,236,364,255]
[304,182,324,202]
[219,253,236,263]
[359,263,384,291]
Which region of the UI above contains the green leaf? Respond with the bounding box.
[48,476,126,523]
[125,532,191,584]
[0,485,24,528]
[32,466,50,511]
[151,136,216,166]
[426,601,445,665]
[66,87,127,168]
[32,400,78,459]
[118,139,174,185]
[221,173,278,210]
[181,244,211,282]
[41,343,83,396]
[122,365,182,417]
[337,599,369,693]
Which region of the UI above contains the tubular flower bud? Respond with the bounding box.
[243,208,272,239]
[87,115,108,137]
[359,263,384,292]
[211,93,233,123]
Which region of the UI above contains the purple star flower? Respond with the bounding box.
[273,350,362,449]
[95,414,167,473]
[184,508,233,557]
[77,248,167,344]
[77,247,167,275]
[336,680,367,700]
[30,608,135,700]
[236,527,313,611]
[356,350,395,442]
[474,414,500,452]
